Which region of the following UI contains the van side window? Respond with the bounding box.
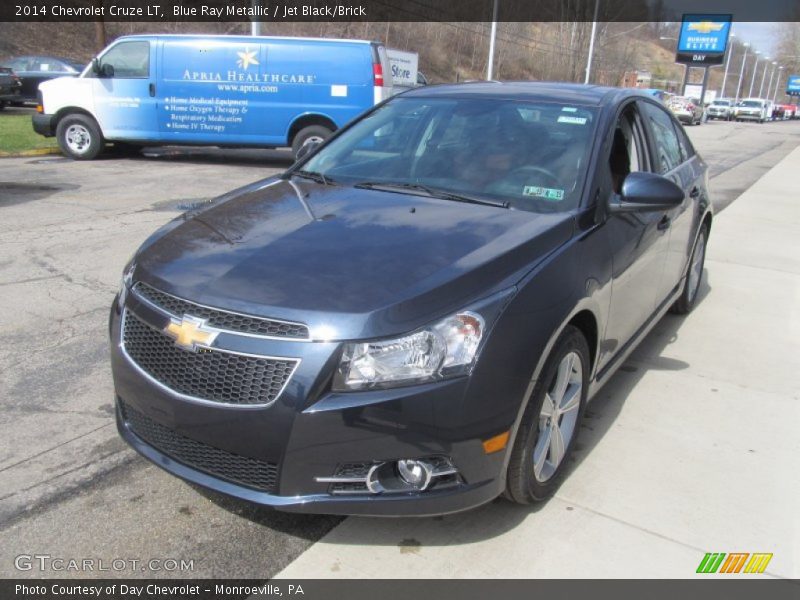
[641,102,682,174]
[96,41,150,79]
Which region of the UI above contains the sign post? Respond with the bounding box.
[674,14,732,109]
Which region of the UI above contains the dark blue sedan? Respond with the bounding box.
[110,82,712,515]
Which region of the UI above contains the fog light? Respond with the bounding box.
[397,459,433,490]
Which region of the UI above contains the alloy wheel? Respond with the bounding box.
[533,351,583,483]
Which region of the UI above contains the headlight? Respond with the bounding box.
[118,259,136,306]
[334,311,485,391]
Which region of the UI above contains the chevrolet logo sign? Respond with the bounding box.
[687,21,725,34]
[164,315,220,352]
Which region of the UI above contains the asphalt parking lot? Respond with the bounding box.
[0,117,798,579]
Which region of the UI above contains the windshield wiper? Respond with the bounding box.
[289,170,336,186]
[354,181,509,209]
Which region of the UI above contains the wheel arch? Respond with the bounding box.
[286,113,337,146]
[53,107,102,133]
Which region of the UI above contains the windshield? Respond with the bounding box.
[300,97,598,213]
[740,101,763,107]
[712,100,731,106]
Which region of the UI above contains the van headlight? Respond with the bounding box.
[333,312,485,391]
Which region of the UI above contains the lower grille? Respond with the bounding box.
[122,311,297,406]
[121,400,279,492]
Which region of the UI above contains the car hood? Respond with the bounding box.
[134,178,574,339]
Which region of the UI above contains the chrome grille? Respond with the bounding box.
[121,400,278,492]
[122,311,297,406]
[133,282,309,339]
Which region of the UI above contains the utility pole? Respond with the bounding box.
[719,33,735,98]
[735,43,750,103]
[251,0,261,36]
[748,51,762,97]
[766,62,777,99]
[486,0,499,80]
[584,0,600,84]
[758,57,770,97]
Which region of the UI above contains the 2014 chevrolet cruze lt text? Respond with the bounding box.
[110,83,712,516]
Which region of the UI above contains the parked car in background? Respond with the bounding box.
[33,34,393,160]
[642,88,673,105]
[668,95,703,125]
[735,98,769,123]
[1,56,83,103]
[706,98,734,120]
[111,83,712,516]
[0,67,23,109]
[775,103,795,120]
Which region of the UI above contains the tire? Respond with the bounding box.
[291,125,332,159]
[505,325,590,504]
[671,224,709,315]
[0,101,6,111]
[56,113,104,160]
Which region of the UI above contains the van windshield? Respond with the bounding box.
[300,97,598,213]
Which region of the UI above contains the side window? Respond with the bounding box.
[96,41,150,79]
[609,106,647,194]
[641,102,683,174]
[672,121,695,163]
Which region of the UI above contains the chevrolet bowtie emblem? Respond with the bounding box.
[687,21,725,34]
[164,315,219,352]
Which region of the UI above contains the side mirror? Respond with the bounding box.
[294,141,320,161]
[609,172,684,213]
[100,63,115,78]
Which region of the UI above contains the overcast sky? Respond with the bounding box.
[731,22,782,56]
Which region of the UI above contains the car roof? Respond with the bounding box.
[400,81,650,107]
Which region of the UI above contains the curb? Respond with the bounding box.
[0,147,61,158]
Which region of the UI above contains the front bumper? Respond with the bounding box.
[110,290,517,516]
[736,112,763,121]
[32,113,56,137]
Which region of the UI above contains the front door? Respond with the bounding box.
[599,103,671,367]
[89,39,158,141]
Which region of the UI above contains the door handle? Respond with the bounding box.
[149,83,156,97]
[657,215,671,231]
[689,187,700,199]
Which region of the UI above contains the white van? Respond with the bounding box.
[33,34,393,159]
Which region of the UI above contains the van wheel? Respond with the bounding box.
[56,113,104,160]
[291,125,332,158]
[505,326,589,504]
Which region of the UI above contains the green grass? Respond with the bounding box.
[0,113,59,154]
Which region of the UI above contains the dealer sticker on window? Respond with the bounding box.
[523,186,564,201]
[557,115,588,125]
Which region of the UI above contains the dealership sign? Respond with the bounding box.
[787,75,800,96]
[675,14,732,65]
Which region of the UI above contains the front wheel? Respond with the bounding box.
[671,225,708,315]
[0,100,6,111]
[56,113,104,160]
[291,125,332,159]
[505,326,590,504]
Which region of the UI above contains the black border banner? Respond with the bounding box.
[1,0,800,22]
[2,579,800,600]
